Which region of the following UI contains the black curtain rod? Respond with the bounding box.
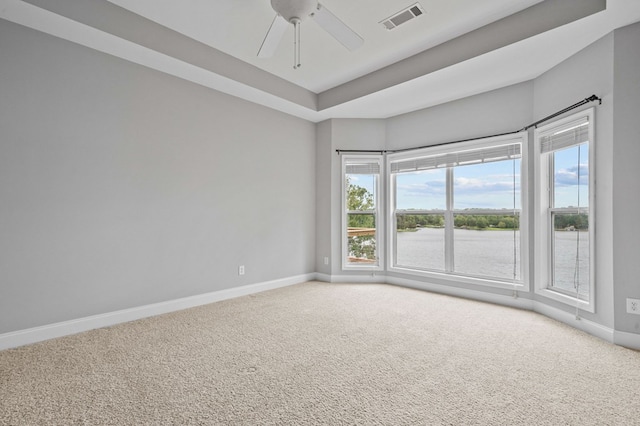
[336,94,601,155]
[522,94,601,131]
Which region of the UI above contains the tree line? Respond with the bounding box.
[397,213,588,231]
[552,213,588,230]
[397,214,520,230]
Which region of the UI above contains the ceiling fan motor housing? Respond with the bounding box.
[271,0,317,22]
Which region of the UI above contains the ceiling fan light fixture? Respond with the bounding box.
[271,0,317,23]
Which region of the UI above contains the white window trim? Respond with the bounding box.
[341,155,384,271]
[533,108,595,313]
[386,133,529,292]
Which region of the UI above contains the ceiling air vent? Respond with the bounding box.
[380,3,424,30]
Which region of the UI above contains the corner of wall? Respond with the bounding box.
[612,21,640,336]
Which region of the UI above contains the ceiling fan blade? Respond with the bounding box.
[257,14,289,58]
[312,3,363,51]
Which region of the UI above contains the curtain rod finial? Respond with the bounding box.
[587,94,602,105]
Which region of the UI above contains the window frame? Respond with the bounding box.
[387,133,529,291]
[341,155,384,271]
[533,108,595,312]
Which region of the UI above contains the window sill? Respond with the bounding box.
[342,264,384,272]
[388,265,528,292]
[535,287,595,313]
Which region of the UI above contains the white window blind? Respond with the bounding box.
[346,162,381,174]
[390,142,521,174]
[540,117,589,154]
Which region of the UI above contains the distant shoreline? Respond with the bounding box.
[398,226,587,232]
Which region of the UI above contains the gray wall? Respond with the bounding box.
[386,82,533,151]
[0,20,316,333]
[613,22,640,334]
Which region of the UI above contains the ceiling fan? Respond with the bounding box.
[257,0,364,69]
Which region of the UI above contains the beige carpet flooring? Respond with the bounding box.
[1,281,639,425]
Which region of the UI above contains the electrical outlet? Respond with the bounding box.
[627,298,640,315]
[238,265,245,276]
[324,257,329,265]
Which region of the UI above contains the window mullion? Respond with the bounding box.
[549,154,555,208]
[445,167,455,272]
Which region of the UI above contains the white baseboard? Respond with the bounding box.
[326,274,387,284]
[613,330,640,350]
[314,272,332,283]
[386,275,534,311]
[0,273,315,351]
[532,301,615,344]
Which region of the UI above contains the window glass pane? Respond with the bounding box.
[346,174,376,210]
[453,214,520,280]
[347,213,376,264]
[395,169,446,210]
[551,212,589,300]
[395,214,444,271]
[344,163,378,269]
[553,144,589,209]
[453,159,521,210]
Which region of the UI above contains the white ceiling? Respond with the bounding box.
[2,0,640,122]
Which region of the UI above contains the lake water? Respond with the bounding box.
[396,228,589,297]
[553,229,590,297]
